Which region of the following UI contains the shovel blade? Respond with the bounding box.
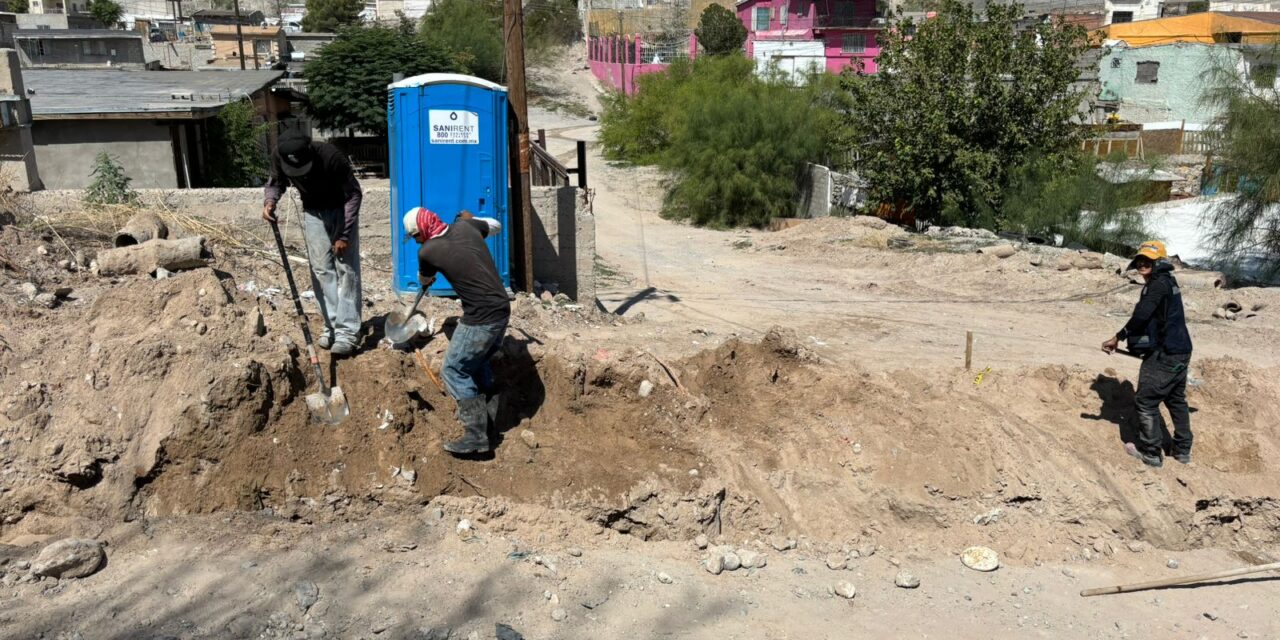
[305,385,349,425]
[386,312,429,345]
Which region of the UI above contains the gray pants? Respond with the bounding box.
[301,208,361,347]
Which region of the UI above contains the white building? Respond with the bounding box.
[1104,0,1163,23]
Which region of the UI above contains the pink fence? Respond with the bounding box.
[587,34,698,95]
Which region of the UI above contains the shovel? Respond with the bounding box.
[269,220,350,426]
[386,287,429,345]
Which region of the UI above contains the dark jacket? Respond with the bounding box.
[263,142,362,242]
[1117,260,1193,355]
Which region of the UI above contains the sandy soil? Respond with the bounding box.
[0,50,1278,640]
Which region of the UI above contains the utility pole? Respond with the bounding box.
[504,0,534,292]
[233,0,247,70]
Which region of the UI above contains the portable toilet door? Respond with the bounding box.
[388,73,511,296]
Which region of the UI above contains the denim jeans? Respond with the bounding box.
[1135,350,1193,458]
[301,208,362,346]
[442,320,507,401]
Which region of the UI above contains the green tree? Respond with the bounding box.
[999,152,1152,255]
[526,0,581,52]
[602,56,847,227]
[207,99,269,187]
[305,22,459,136]
[302,0,363,32]
[84,153,138,206]
[694,4,747,56]
[842,0,1091,228]
[88,0,124,27]
[8,0,29,14]
[1202,48,1280,278]
[421,0,504,81]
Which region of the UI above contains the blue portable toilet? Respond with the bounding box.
[388,73,511,296]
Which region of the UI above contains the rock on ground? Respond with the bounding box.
[738,549,767,569]
[722,552,742,572]
[825,553,847,571]
[294,580,320,612]
[704,555,725,575]
[895,570,921,589]
[30,539,105,579]
[961,546,1000,572]
[832,581,857,599]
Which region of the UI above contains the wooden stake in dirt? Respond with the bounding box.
[965,331,974,371]
[647,351,688,395]
[413,348,445,394]
[1080,561,1280,597]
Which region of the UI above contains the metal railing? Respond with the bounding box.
[639,39,691,64]
[813,14,888,28]
[531,129,588,189]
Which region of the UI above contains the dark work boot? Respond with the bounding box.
[485,392,500,430]
[444,397,490,455]
[1133,412,1165,468]
[1174,452,1191,465]
[1128,447,1163,468]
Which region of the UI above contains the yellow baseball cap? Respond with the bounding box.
[1128,240,1167,270]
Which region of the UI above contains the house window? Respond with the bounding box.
[754,7,770,31]
[842,33,866,53]
[1251,62,1278,88]
[1135,61,1159,84]
[1111,11,1133,22]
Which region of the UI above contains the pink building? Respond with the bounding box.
[736,0,883,78]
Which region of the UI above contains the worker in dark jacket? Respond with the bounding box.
[1102,240,1194,467]
[403,207,508,456]
[262,129,364,355]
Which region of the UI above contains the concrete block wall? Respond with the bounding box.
[0,48,42,192]
[529,186,596,304]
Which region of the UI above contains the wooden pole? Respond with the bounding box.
[233,0,247,71]
[1081,561,1280,597]
[964,331,973,371]
[504,0,535,292]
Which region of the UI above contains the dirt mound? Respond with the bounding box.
[3,219,1279,563]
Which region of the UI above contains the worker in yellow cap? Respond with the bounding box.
[1102,240,1194,467]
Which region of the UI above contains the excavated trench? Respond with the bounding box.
[2,265,1279,557]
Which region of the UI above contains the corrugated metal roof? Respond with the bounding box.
[24,69,283,118]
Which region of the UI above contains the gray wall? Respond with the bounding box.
[16,36,147,66]
[32,120,176,189]
[530,186,596,303]
[15,14,99,30]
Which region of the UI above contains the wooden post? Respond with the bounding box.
[233,0,247,71]
[965,331,973,371]
[617,13,624,92]
[536,128,546,148]
[1081,561,1280,597]
[504,0,535,293]
[576,140,587,189]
